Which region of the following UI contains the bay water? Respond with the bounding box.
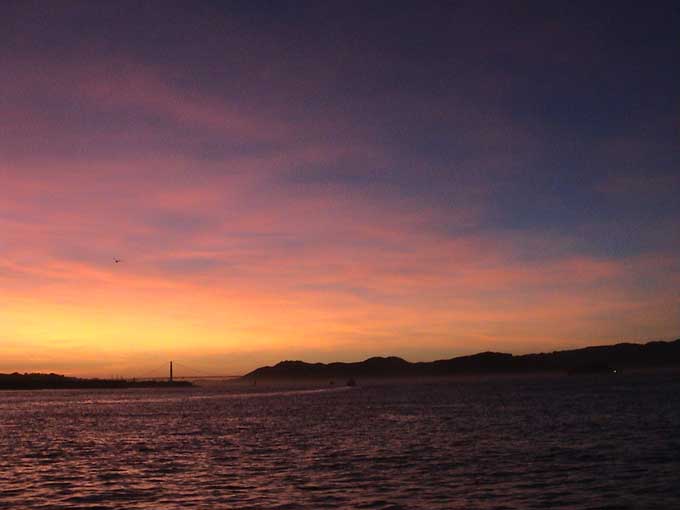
[1,372,679,509]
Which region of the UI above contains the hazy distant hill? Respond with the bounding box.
[244,339,680,381]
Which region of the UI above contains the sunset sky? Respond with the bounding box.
[1,2,678,376]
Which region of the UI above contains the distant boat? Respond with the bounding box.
[568,362,617,375]
[346,378,357,387]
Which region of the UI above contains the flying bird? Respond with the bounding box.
[114,258,122,264]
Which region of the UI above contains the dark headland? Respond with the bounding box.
[0,373,192,390]
[243,338,680,382]
[4,339,679,389]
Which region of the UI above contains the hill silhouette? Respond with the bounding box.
[0,373,192,390]
[244,338,680,381]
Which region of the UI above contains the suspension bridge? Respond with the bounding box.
[132,361,242,382]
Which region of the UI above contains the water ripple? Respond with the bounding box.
[1,374,679,508]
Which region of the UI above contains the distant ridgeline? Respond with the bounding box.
[0,373,193,390]
[244,339,680,381]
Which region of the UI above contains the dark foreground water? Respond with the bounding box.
[1,372,679,509]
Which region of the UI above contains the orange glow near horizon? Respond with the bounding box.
[2,158,678,376]
[2,40,679,377]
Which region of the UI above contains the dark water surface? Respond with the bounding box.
[1,372,679,509]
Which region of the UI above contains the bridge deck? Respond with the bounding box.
[135,375,242,380]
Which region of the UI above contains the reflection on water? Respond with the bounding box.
[1,373,679,509]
